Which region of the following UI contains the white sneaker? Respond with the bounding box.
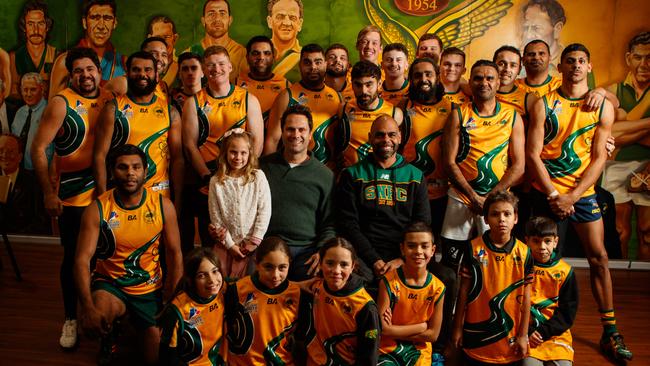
[59,319,78,348]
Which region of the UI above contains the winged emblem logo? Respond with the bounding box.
[365,0,513,60]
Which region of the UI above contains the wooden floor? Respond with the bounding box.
[0,242,648,365]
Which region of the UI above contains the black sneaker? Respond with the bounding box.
[600,333,633,362]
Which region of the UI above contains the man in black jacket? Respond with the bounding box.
[337,114,430,283]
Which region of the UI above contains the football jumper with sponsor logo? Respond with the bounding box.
[532,89,604,197]
[515,75,562,98]
[160,290,227,366]
[496,85,530,117]
[452,101,517,204]
[402,98,453,199]
[305,275,380,366]
[286,82,341,165]
[237,73,289,126]
[193,85,249,173]
[444,88,470,105]
[111,94,172,196]
[529,253,578,362]
[225,274,306,365]
[378,267,445,365]
[462,233,533,364]
[55,87,113,207]
[380,79,409,107]
[339,97,397,168]
[93,188,164,295]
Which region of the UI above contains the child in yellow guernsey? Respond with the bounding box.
[452,191,533,366]
[304,237,381,366]
[225,237,309,365]
[524,217,578,366]
[159,248,227,366]
[378,222,446,366]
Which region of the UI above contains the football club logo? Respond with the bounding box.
[202,101,213,115]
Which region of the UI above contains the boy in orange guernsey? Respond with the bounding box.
[452,191,532,365]
[524,216,578,366]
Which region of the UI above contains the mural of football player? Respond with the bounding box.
[267,0,304,82]
[519,0,566,76]
[186,0,246,83]
[0,49,9,100]
[49,0,126,99]
[9,1,57,101]
[148,15,179,87]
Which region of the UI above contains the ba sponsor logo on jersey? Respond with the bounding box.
[74,100,88,116]
[127,214,137,221]
[108,211,120,229]
[121,104,134,119]
[256,84,264,90]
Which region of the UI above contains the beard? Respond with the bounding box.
[408,81,442,103]
[128,76,157,97]
[326,67,347,78]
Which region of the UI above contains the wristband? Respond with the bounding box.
[548,190,559,198]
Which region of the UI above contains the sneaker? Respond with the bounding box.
[59,319,78,349]
[600,333,633,361]
[97,334,117,366]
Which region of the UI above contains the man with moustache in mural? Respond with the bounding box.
[9,0,57,101]
[49,0,126,99]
